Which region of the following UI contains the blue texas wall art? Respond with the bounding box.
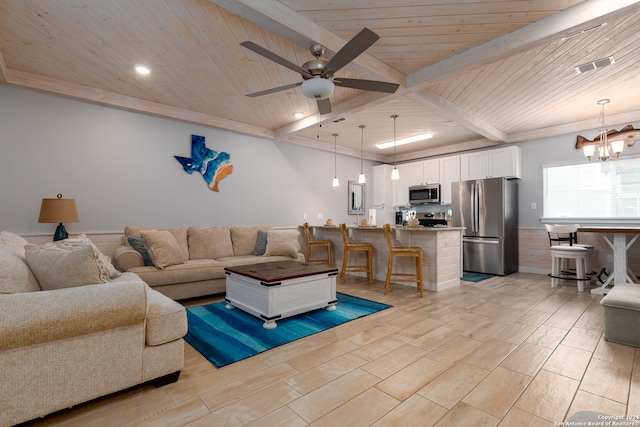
[175,134,233,192]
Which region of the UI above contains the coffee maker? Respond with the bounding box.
[395,209,416,226]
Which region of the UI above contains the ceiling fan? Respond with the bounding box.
[240,28,400,115]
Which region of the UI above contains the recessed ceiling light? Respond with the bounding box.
[294,112,304,118]
[135,65,151,75]
[376,133,433,149]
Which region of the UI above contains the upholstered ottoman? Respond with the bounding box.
[600,283,640,347]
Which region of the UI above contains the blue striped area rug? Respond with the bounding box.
[185,292,392,368]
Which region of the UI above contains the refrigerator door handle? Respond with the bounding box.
[471,183,477,233]
[463,238,501,244]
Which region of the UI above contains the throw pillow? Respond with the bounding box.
[127,236,154,266]
[58,235,121,279]
[140,229,184,269]
[0,246,41,294]
[24,243,109,290]
[264,230,300,258]
[187,226,234,259]
[253,230,268,256]
[0,231,30,252]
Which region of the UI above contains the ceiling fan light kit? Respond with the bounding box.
[301,78,334,100]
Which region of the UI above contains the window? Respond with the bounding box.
[543,156,640,221]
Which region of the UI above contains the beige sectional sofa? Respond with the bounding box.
[112,225,305,300]
[0,231,187,426]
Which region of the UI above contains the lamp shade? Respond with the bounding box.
[38,196,79,224]
[301,78,334,100]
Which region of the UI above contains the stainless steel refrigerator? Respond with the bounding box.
[452,177,518,276]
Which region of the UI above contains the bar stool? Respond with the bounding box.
[549,245,589,292]
[303,222,331,267]
[545,224,593,291]
[545,224,594,276]
[339,223,373,284]
[383,224,423,297]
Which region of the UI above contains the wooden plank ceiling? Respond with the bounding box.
[1,0,640,162]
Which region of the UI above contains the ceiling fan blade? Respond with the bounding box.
[246,82,302,97]
[317,98,331,115]
[241,41,312,78]
[321,28,379,77]
[334,78,399,93]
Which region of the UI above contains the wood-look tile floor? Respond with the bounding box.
[23,273,640,426]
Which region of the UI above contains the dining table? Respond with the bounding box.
[578,226,640,295]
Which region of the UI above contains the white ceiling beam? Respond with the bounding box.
[7,70,275,140]
[407,91,507,142]
[0,51,7,82]
[209,0,405,85]
[506,109,640,143]
[407,0,640,88]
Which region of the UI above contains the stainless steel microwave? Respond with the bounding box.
[409,184,440,204]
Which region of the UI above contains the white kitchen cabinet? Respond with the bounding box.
[423,159,440,184]
[392,164,409,207]
[460,146,521,180]
[372,164,393,208]
[408,161,424,186]
[439,155,460,205]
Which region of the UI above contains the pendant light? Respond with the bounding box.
[390,115,399,180]
[583,99,624,161]
[332,133,339,187]
[358,125,366,184]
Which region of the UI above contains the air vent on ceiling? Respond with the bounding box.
[575,56,615,74]
[332,117,346,123]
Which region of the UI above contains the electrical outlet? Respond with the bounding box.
[530,202,537,210]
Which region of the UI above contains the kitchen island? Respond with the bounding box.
[306,225,464,292]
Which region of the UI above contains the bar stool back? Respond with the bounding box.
[383,224,423,297]
[303,222,332,267]
[339,223,373,284]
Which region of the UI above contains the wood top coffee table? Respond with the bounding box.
[224,261,339,329]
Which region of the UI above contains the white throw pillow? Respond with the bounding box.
[24,243,109,290]
[264,230,300,258]
[57,234,121,279]
[140,229,184,269]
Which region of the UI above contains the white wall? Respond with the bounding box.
[0,85,374,235]
[2,84,638,235]
[516,123,640,228]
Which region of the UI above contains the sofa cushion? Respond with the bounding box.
[230,226,258,256]
[253,230,268,256]
[0,246,41,294]
[129,259,229,286]
[145,287,187,346]
[24,243,109,290]
[140,229,184,269]
[188,226,233,259]
[264,230,301,258]
[231,226,273,256]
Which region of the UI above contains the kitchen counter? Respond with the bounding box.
[304,224,463,291]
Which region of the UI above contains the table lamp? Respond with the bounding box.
[38,194,79,241]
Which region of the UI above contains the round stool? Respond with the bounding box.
[549,245,590,292]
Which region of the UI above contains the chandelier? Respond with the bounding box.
[583,99,624,161]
